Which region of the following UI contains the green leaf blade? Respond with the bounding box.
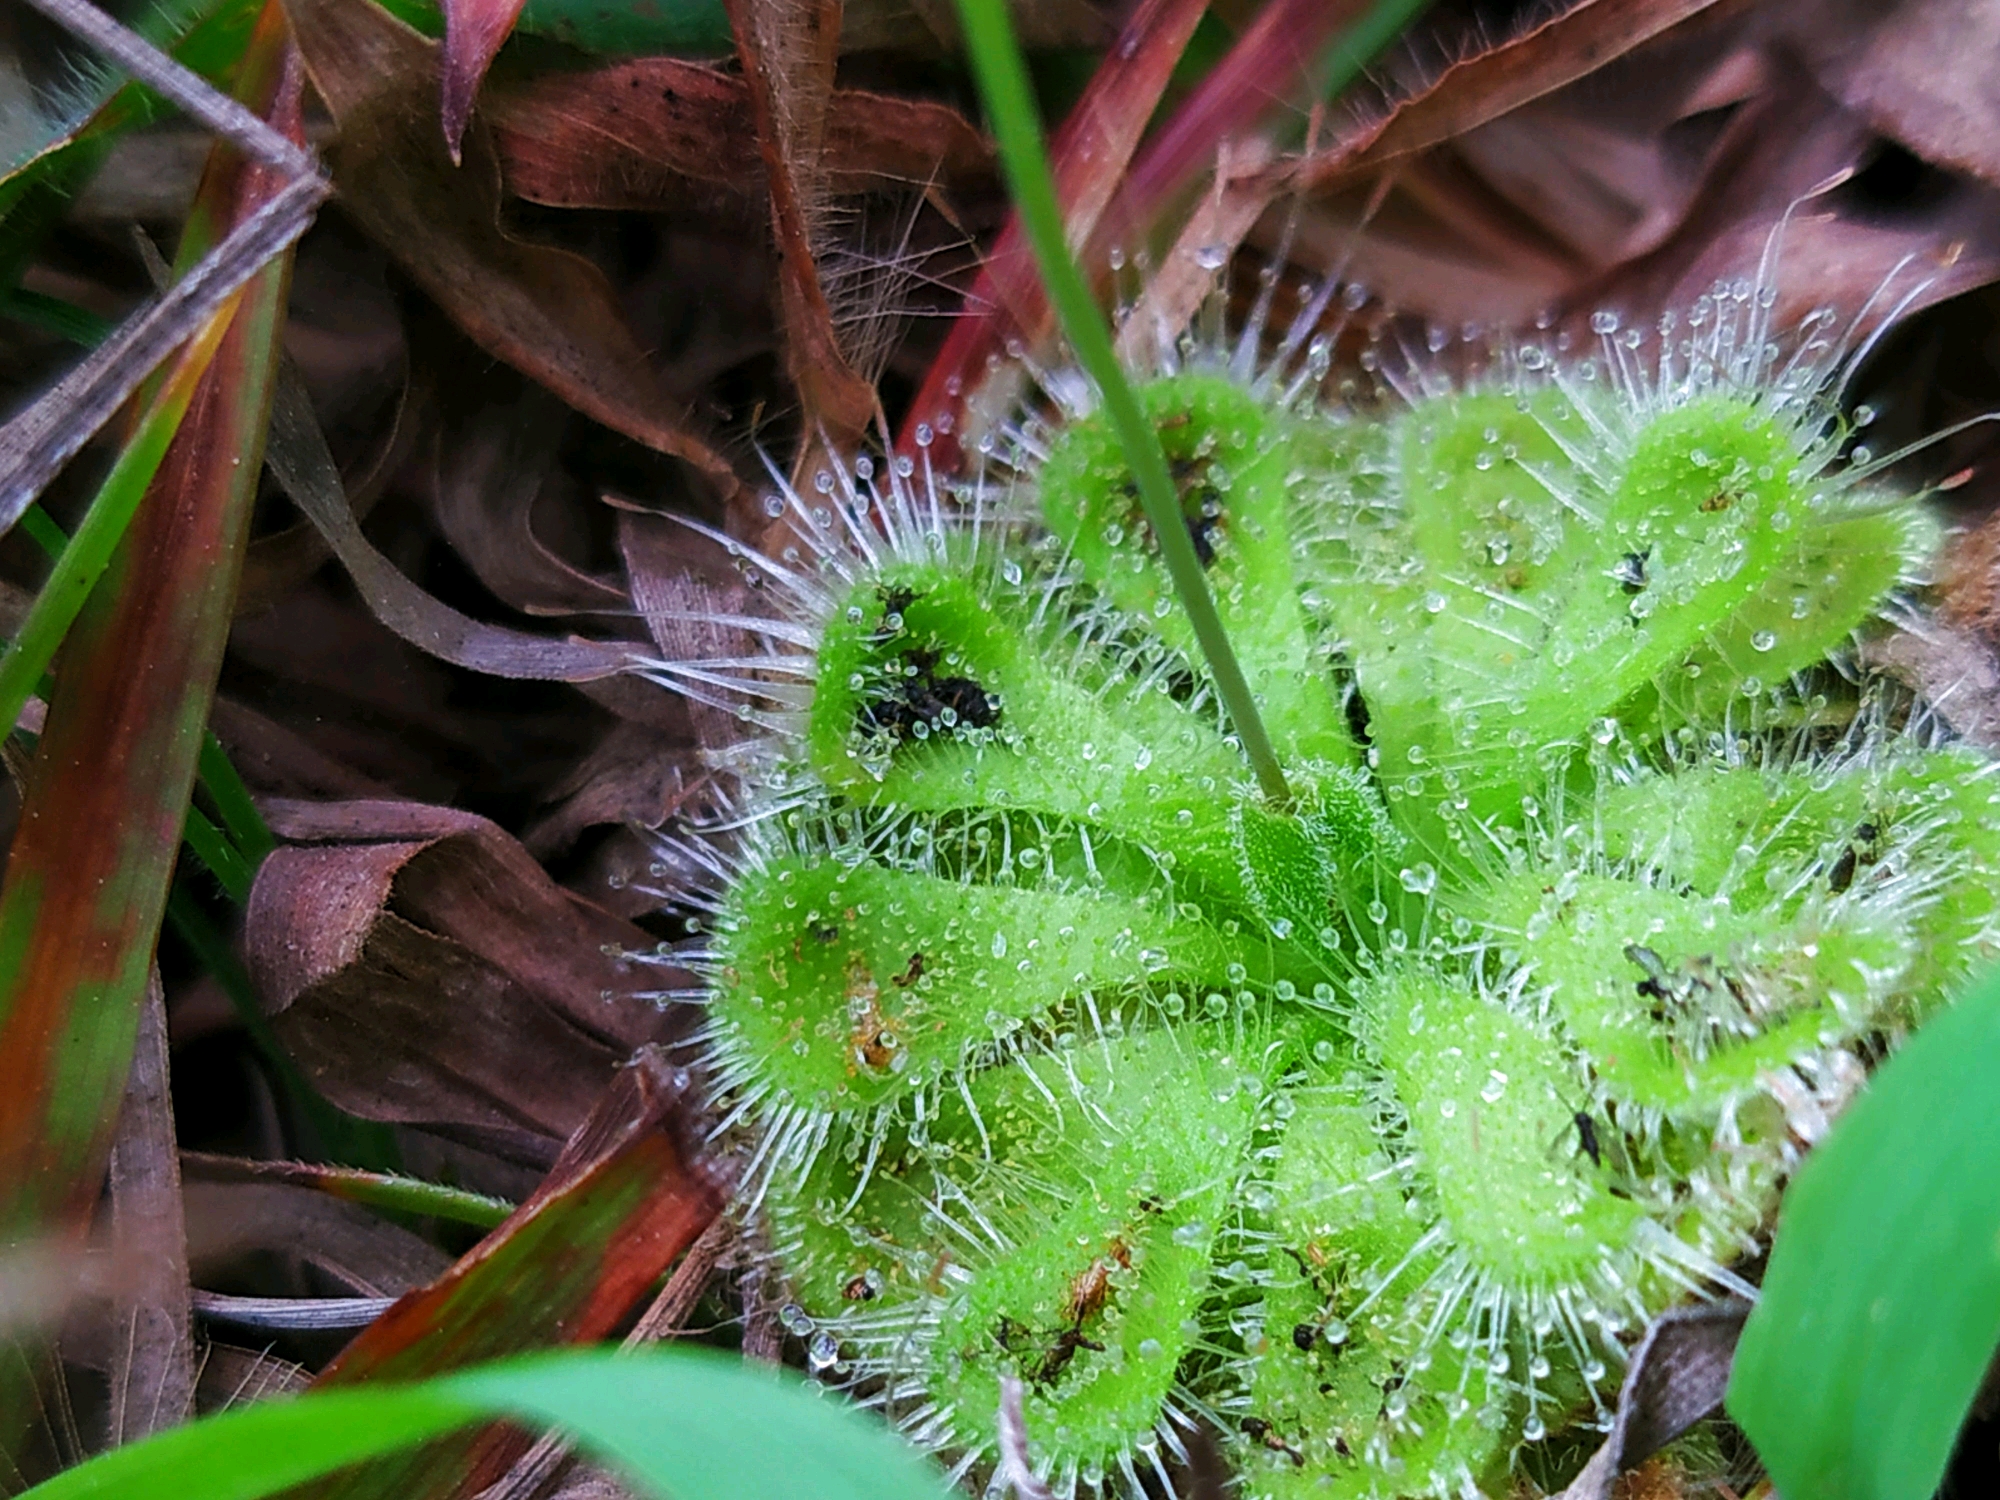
[22,1349,955,1500]
[1728,965,2000,1500]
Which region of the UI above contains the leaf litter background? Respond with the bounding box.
[6,0,2000,1494]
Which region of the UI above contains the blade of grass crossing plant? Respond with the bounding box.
[899,0,1209,466]
[1727,965,2000,1500]
[0,0,301,1244]
[18,1348,956,1500]
[953,0,1288,804]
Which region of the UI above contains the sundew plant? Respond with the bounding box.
[636,38,2000,1500]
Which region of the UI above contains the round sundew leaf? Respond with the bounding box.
[804,562,1275,908]
[1630,502,1935,725]
[805,562,1221,801]
[1347,390,1831,837]
[1396,391,1598,604]
[1595,750,2000,1017]
[1888,753,2000,1014]
[1728,965,2000,1500]
[1595,762,1874,903]
[923,1026,1261,1468]
[1363,966,1642,1286]
[1265,1080,1422,1273]
[711,853,1241,1113]
[1478,869,1912,1113]
[764,1115,955,1316]
[1036,372,1351,764]
[1238,1271,1512,1500]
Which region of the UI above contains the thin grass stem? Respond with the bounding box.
[952,0,1291,804]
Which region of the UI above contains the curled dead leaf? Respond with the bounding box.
[1557,1301,1748,1500]
[243,799,686,1150]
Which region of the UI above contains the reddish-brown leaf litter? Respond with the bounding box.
[5,0,2000,1495]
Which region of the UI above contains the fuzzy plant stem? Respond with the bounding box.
[952,0,1291,805]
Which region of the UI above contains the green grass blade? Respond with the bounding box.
[181,805,257,903]
[1728,964,2000,1500]
[0,288,116,346]
[19,1348,954,1500]
[195,731,275,863]
[16,1386,482,1500]
[1317,0,1431,98]
[188,1155,514,1229]
[0,313,230,741]
[952,0,1290,804]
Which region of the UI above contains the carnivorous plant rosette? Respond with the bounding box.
[640,272,2000,1498]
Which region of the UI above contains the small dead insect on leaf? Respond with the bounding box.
[1061,1236,1132,1328]
[1829,821,1883,894]
[1611,548,1650,594]
[1241,1416,1305,1467]
[1572,1110,1602,1167]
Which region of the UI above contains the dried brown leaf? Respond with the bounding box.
[281,0,740,494]
[1297,0,1743,190]
[207,697,398,803]
[430,379,625,618]
[1277,17,2000,335]
[521,722,710,861]
[726,0,879,453]
[243,799,683,1146]
[1557,1301,1748,1500]
[1791,0,2000,189]
[1864,625,2000,752]
[1558,60,2000,336]
[105,972,193,1443]
[237,353,426,619]
[181,1180,453,1298]
[262,354,639,682]
[615,505,758,753]
[485,60,989,210]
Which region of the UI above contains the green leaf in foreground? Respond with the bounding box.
[22,1348,954,1500]
[1728,965,2000,1500]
